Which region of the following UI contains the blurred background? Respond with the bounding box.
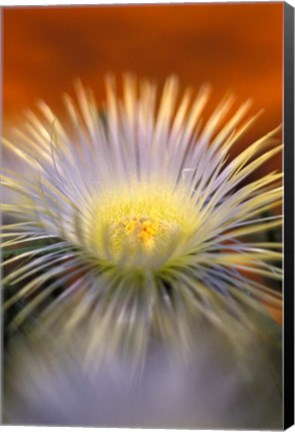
[3,3,283,132]
[3,3,283,176]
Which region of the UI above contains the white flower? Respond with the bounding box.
[2,75,282,364]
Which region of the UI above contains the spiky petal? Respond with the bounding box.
[1,76,282,363]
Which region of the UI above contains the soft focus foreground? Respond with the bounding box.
[4,322,282,428]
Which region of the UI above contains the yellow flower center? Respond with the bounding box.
[112,215,165,253]
[88,180,199,268]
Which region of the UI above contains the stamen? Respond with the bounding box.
[112,215,164,253]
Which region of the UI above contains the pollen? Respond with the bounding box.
[113,215,161,252]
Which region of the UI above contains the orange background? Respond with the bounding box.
[3,2,283,167]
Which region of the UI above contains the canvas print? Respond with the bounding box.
[1,2,286,429]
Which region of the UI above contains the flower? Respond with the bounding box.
[2,76,282,364]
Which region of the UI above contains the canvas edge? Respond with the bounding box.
[284,1,295,429]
